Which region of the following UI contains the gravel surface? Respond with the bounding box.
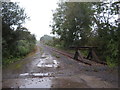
[2,43,118,88]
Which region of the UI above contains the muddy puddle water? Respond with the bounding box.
[19,72,51,77]
[19,77,52,88]
[14,53,59,88]
[37,53,59,68]
[3,52,60,88]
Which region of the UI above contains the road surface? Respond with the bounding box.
[2,42,118,88]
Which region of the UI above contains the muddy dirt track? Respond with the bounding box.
[2,42,118,88]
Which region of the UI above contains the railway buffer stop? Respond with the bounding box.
[69,46,106,65]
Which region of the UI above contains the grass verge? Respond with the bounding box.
[2,45,38,68]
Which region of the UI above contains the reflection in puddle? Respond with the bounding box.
[37,64,53,68]
[20,77,52,88]
[37,60,59,68]
[41,53,47,58]
[37,53,59,68]
[32,73,50,77]
[19,72,51,77]
[20,73,29,76]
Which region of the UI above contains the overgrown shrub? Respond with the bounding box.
[2,2,36,67]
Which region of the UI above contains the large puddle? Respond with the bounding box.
[20,72,51,77]
[37,59,59,68]
[19,77,52,88]
[37,53,59,68]
[3,53,61,88]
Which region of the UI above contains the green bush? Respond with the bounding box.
[17,40,28,55]
[18,46,29,56]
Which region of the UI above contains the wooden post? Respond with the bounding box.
[73,48,84,61]
[78,50,84,60]
[73,49,79,60]
[86,48,92,60]
[69,46,107,65]
[92,50,100,61]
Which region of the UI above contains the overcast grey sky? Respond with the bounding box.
[11,0,59,40]
[10,0,118,40]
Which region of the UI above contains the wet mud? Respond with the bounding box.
[2,43,118,88]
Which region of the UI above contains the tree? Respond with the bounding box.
[2,2,28,26]
[2,2,36,66]
[51,2,94,48]
[2,2,28,57]
[51,1,119,65]
[91,1,119,63]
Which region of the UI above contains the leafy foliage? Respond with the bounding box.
[51,1,119,66]
[40,35,53,44]
[51,2,94,48]
[2,2,36,67]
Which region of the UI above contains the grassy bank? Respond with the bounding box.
[2,45,38,68]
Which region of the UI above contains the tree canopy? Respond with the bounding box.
[2,2,36,67]
[50,1,119,66]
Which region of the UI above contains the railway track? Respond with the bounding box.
[45,45,107,66]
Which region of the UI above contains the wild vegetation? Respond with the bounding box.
[40,35,53,45]
[2,2,36,67]
[49,1,119,67]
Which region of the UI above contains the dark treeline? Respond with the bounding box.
[2,2,36,67]
[50,1,119,66]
